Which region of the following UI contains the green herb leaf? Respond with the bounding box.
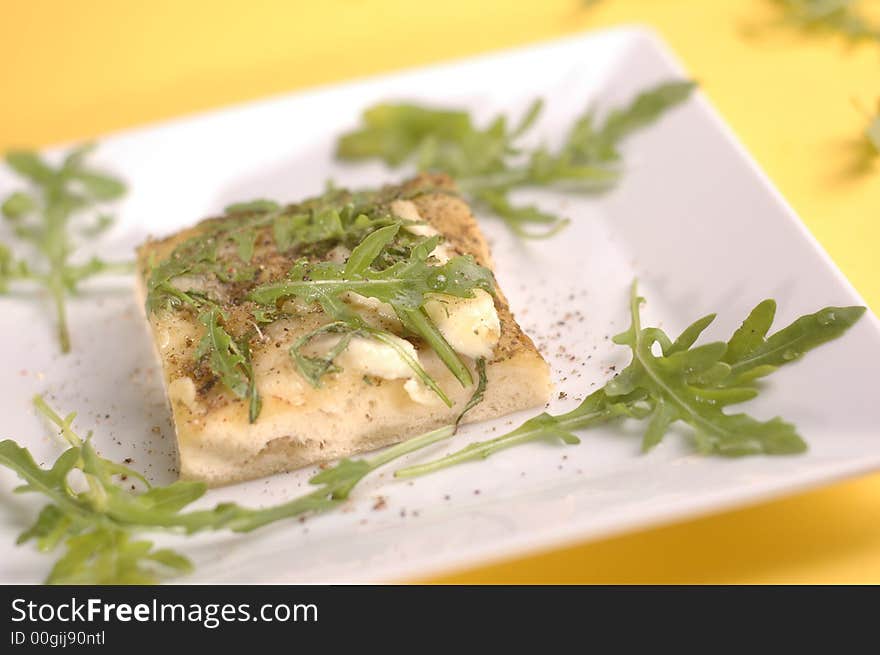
[249,248,494,310]
[336,80,696,236]
[723,300,865,383]
[1,145,127,352]
[1,191,36,220]
[1,395,458,583]
[196,309,251,398]
[232,229,257,263]
[604,283,817,455]
[454,357,488,429]
[6,151,54,184]
[583,81,697,161]
[272,212,300,251]
[17,505,74,552]
[240,337,262,423]
[397,282,865,476]
[343,223,400,276]
[0,244,30,292]
[69,171,127,201]
[46,529,193,585]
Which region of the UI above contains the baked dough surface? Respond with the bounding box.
[137,174,551,486]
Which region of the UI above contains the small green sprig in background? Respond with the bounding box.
[1,144,128,353]
[770,0,880,43]
[336,81,696,237]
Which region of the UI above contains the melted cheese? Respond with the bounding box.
[333,334,416,380]
[424,289,501,359]
[393,199,455,262]
[314,332,439,405]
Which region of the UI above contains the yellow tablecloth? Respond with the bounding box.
[2,0,878,583]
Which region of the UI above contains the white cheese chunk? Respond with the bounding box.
[392,199,455,262]
[424,289,500,359]
[390,199,423,222]
[168,376,199,412]
[333,334,415,380]
[314,332,438,405]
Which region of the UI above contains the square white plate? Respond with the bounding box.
[1,26,879,584]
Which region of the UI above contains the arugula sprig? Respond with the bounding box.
[249,221,496,394]
[1,144,128,353]
[396,282,865,477]
[336,81,696,237]
[0,395,457,584]
[769,0,880,43]
[195,309,262,422]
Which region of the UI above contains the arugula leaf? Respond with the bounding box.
[343,223,400,276]
[1,191,37,220]
[722,299,866,382]
[46,529,193,585]
[196,309,249,397]
[396,282,865,476]
[1,145,127,352]
[194,309,262,421]
[240,337,262,424]
[0,244,30,292]
[605,285,808,456]
[336,81,696,236]
[143,189,402,313]
[574,81,696,161]
[454,357,487,429]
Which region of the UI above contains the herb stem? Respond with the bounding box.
[2,145,127,353]
[400,307,473,387]
[395,391,627,479]
[32,395,82,447]
[48,275,70,354]
[367,424,455,470]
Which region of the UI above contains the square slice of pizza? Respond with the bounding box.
[137,174,551,486]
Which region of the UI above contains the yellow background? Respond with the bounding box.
[1,0,879,583]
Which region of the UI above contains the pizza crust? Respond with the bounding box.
[137,174,551,486]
